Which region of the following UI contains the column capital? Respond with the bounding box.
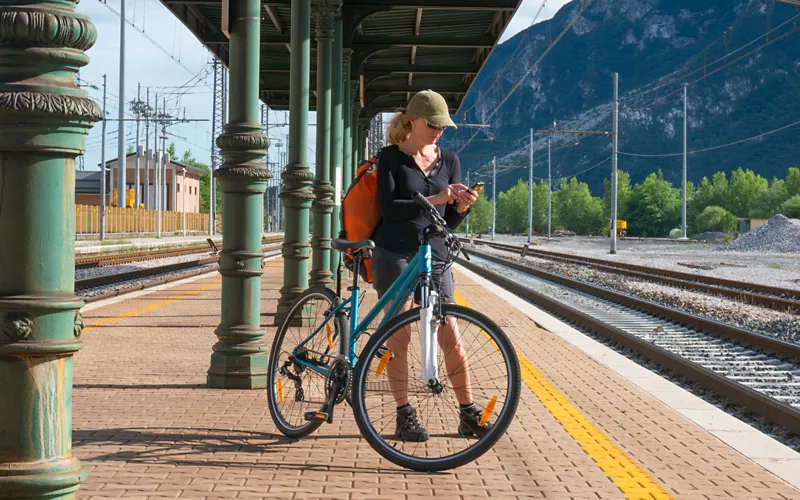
[342,48,354,64]
[313,1,340,38]
[0,3,101,154]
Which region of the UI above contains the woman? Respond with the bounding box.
[372,90,487,442]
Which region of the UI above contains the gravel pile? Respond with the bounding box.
[692,231,727,242]
[716,214,800,253]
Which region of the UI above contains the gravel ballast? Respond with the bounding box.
[472,244,800,345]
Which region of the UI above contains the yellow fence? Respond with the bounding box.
[76,205,214,234]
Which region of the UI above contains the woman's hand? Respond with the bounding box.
[455,185,479,208]
[428,184,467,205]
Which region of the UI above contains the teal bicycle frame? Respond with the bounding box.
[292,242,433,375]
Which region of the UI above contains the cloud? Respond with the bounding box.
[500,0,574,43]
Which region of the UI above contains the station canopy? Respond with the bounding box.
[160,0,522,115]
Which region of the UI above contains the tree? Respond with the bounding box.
[179,149,213,214]
[126,145,135,155]
[496,180,529,233]
[626,170,681,237]
[553,177,605,235]
[692,171,729,216]
[786,167,800,198]
[695,206,737,234]
[780,195,800,219]
[168,142,177,160]
[464,191,491,234]
[727,167,768,217]
[750,179,789,218]
[602,170,632,221]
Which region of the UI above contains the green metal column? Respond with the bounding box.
[342,51,353,191]
[0,0,100,496]
[276,0,314,324]
[208,0,270,389]
[309,2,335,288]
[329,16,343,275]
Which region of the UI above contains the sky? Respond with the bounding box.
[76,0,573,172]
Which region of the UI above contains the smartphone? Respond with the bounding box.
[470,182,485,192]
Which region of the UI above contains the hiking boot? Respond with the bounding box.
[458,404,493,438]
[395,405,429,442]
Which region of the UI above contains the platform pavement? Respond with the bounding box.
[72,260,800,499]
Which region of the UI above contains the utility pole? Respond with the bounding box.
[117,0,126,211]
[156,150,162,237]
[491,156,496,241]
[610,72,619,254]
[134,83,141,208]
[162,98,168,213]
[547,137,552,239]
[681,83,688,240]
[465,171,470,235]
[100,74,108,241]
[528,128,534,243]
[144,88,150,210]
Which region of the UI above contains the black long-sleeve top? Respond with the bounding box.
[373,145,468,260]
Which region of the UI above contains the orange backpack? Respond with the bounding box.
[340,155,380,282]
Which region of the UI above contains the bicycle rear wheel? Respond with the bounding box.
[267,286,346,438]
[351,304,520,471]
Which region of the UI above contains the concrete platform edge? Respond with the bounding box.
[455,263,800,490]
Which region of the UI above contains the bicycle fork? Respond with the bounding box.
[418,243,443,393]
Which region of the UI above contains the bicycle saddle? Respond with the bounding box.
[331,238,375,252]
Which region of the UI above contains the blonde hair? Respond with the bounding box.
[385,110,414,145]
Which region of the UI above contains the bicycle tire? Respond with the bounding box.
[267,286,347,439]
[351,304,521,471]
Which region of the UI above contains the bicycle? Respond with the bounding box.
[267,192,521,471]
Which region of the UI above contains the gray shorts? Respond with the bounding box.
[372,246,455,304]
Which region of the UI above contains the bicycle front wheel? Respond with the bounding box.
[351,304,520,471]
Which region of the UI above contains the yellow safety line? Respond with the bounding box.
[454,290,673,500]
[84,261,283,332]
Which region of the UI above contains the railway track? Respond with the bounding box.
[459,249,800,436]
[461,238,800,312]
[76,236,284,269]
[79,241,283,303]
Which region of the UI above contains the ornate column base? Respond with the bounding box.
[275,161,314,326]
[207,122,270,389]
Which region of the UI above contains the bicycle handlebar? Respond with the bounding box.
[411,192,470,261]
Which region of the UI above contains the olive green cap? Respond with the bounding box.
[407,90,457,129]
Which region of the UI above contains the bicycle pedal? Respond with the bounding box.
[304,411,329,423]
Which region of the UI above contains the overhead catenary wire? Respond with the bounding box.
[619,118,800,158]
[620,1,781,103]
[455,0,595,155]
[97,0,204,77]
[631,24,800,112]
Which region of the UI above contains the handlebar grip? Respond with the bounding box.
[411,191,438,214]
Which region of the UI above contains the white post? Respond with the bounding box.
[182,167,187,237]
[491,157,496,241]
[135,145,143,208]
[156,151,162,237]
[610,72,619,254]
[171,164,177,213]
[681,83,688,240]
[100,74,107,241]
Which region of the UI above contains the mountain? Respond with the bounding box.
[446,0,800,195]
